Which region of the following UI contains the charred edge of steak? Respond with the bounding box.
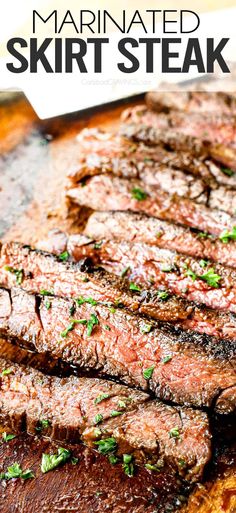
[0,287,235,413]
[0,356,211,482]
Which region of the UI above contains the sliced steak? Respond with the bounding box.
[65,234,236,341]
[84,211,236,269]
[1,242,236,338]
[122,105,236,148]
[66,174,235,236]
[0,287,235,412]
[66,236,236,315]
[146,91,236,116]
[0,357,211,481]
[121,123,236,187]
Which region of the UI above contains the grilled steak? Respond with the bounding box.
[122,105,236,148]
[66,174,235,236]
[65,234,236,341]
[0,287,235,412]
[84,211,236,269]
[66,237,236,315]
[146,91,236,115]
[1,242,236,339]
[122,123,236,187]
[0,357,211,481]
[67,129,236,215]
[0,435,192,513]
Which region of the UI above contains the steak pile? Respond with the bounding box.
[1,91,236,496]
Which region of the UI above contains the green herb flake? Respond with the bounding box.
[198,231,211,239]
[104,324,111,331]
[60,318,87,338]
[140,323,152,334]
[169,427,180,439]
[219,226,236,244]
[76,296,98,306]
[41,447,71,473]
[131,187,147,201]
[109,455,119,465]
[161,265,175,273]
[71,457,79,465]
[145,463,160,472]
[94,414,103,425]
[185,268,197,281]
[143,365,155,380]
[178,459,186,467]
[111,410,123,417]
[199,259,208,268]
[0,462,34,480]
[122,454,134,477]
[2,432,16,442]
[94,437,117,455]
[221,167,235,177]
[1,368,12,377]
[40,289,54,296]
[4,266,24,285]
[120,266,130,278]
[58,251,69,262]
[69,304,76,316]
[118,400,127,409]
[94,393,111,405]
[109,307,116,314]
[157,290,169,301]
[129,282,141,293]
[87,313,99,336]
[45,300,51,310]
[94,241,103,250]
[36,419,51,432]
[200,268,221,288]
[162,355,172,364]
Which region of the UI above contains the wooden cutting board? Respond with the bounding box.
[0,92,235,513]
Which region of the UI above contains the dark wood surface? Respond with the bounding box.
[0,93,235,513]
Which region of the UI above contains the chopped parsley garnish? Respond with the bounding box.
[71,457,79,465]
[4,266,24,285]
[94,414,103,425]
[145,463,160,472]
[41,447,71,473]
[200,268,221,288]
[36,419,51,432]
[109,455,119,465]
[60,319,86,338]
[117,400,127,409]
[219,226,236,243]
[157,290,169,300]
[87,313,99,336]
[40,289,54,296]
[143,365,155,380]
[2,432,16,442]
[169,427,180,439]
[58,251,69,261]
[120,266,130,278]
[45,300,51,310]
[185,268,197,281]
[1,368,12,377]
[94,393,111,405]
[94,437,117,455]
[221,167,235,177]
[162,355,172,364]
[161,265,175,273]
[94,241,103,250]
[76,296,98,306]
[131,187,147,201]
[69,304,76,316]
[129,282,141,293]
[109,307,116,314]
[199,259,208,268]
[198,231,211,239]
[111,410,123,417]
[104,324,111,331]
[122,454,134,477]
[179,459,186,467]
[0,462,34,480]
[140,323,153,334]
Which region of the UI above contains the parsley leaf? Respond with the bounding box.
[122,454,134,477]
[4,266,24,285]
[162,355,172,364]
[143,365,155,380]
[111,410,123,417]
[0,462,34,480]
[2,432,16,442]
[120,266,130,278]
[1,368,12,377]
[140,323,153,334]
[87,313,99,336]
[157,290,169,300]
[58,251,69,262]
[76,296,98,306]
[94,437,117,455]
[131,188,147,201]
[169,427,180,439]
[94,393,110,405]
[40,289,54,296]
[60,318,87,337]
[129,282,141,293]
[36,419,51,432]
[94,414,103,425]
[200,268,221,288]
[221,167,235,177]
[145,463,160,472]
[219,226,236,243]
[41,447,71,473]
